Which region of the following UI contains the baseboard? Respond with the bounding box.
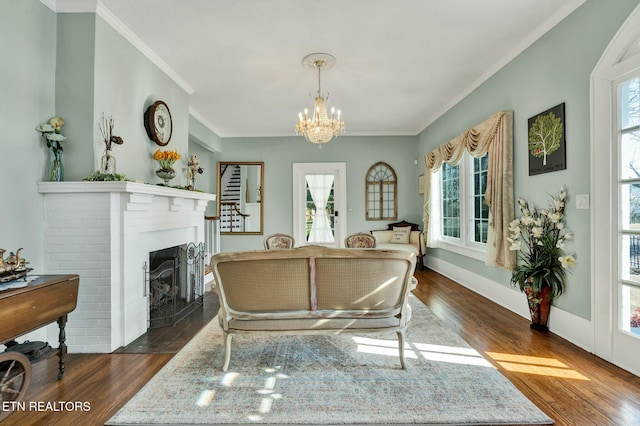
[424,254,594,353]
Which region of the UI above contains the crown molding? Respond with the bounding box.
[95,2,194,94]
[38,0,57,12]
[189,108,222,138]
[38,0,194,95]
[418,0,586,132]
[40,0,98,13]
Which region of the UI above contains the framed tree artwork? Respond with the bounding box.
[528,102,566,175]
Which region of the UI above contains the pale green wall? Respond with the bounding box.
[188,113,220,216]
[42,12,193,183]
[218,136,421,252]
[188,139,218,216]
[55,13,96,181]
[418,0,640,320]
[93,16,191,184]
[0,0,56,272]
[190,115,222,153]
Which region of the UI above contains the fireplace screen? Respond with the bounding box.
[147,242,205,328]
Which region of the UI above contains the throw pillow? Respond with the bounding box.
[391,226,411,244]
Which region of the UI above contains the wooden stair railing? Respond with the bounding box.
[219,201,250,232]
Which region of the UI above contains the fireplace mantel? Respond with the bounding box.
[38,181,217,202]
[38,181,216,353]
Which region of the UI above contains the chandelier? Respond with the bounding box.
[295,53,345,144]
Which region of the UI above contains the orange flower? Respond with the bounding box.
[153,150,182,170]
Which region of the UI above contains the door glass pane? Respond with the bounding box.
[621,131,640,180]
[621,235,640,284]
[620,76,639,130]
[621,284,640,335]
[305,175,335,243]
[620,183,640,230]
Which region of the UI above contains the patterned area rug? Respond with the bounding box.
[107,296,553,425]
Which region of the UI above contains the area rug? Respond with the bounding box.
[107,296,553,425]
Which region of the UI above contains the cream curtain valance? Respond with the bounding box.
[422,110,515,270]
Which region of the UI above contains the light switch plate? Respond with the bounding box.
[576,194,590,209]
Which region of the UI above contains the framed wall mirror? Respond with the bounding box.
[217,161,264,234]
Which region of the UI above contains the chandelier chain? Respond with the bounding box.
[317,61,322,97]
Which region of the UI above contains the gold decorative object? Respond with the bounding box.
[0,248,33,284]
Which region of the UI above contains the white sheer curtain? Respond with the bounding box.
[306,174,334,243]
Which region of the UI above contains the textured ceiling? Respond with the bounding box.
[97,0,585,138]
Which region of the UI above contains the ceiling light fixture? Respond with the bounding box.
[295,53,345,144]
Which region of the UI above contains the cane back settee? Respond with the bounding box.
[209,246,417,371]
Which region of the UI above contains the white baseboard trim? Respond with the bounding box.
[424,255,594,353]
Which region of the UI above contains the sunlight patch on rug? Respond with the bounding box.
[107,296,553,425]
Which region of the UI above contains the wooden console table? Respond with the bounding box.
[0,275,79,421]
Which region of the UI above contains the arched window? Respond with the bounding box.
[366,162,397,220]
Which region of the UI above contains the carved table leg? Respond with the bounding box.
[57,314,68,380]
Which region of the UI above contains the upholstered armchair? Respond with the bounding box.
[344,232,376,248]
[263,233,295,249]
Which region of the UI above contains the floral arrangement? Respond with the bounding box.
[37,117,66,181]
[153,149,182,171]
[508,188,577,298]
[36,117,66,154]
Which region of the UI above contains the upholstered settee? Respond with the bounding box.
[209,245,417,371]
[371,221,426,269]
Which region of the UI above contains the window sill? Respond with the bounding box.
[437,239,486,262]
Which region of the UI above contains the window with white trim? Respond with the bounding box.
[435,152,488,260]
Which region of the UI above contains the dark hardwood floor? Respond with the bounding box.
[5,269,640,425]
[113,291,219,354]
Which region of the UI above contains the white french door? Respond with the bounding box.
[592,4,640,376]
[611,73,640,370]
[292,163,347,247]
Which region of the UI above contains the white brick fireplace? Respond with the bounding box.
[38,181,216,353]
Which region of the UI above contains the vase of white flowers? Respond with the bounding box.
[48,149,64,182]
[36,117,66,181]
[508,188,577,331]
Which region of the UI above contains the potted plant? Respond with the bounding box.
[508,188,577,331]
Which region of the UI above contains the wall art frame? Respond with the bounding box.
[527,102,566,175]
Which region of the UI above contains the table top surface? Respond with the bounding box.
[0,274,79,298]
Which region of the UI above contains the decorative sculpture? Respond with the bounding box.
[0,248,32,283]
[186,154,204,190]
